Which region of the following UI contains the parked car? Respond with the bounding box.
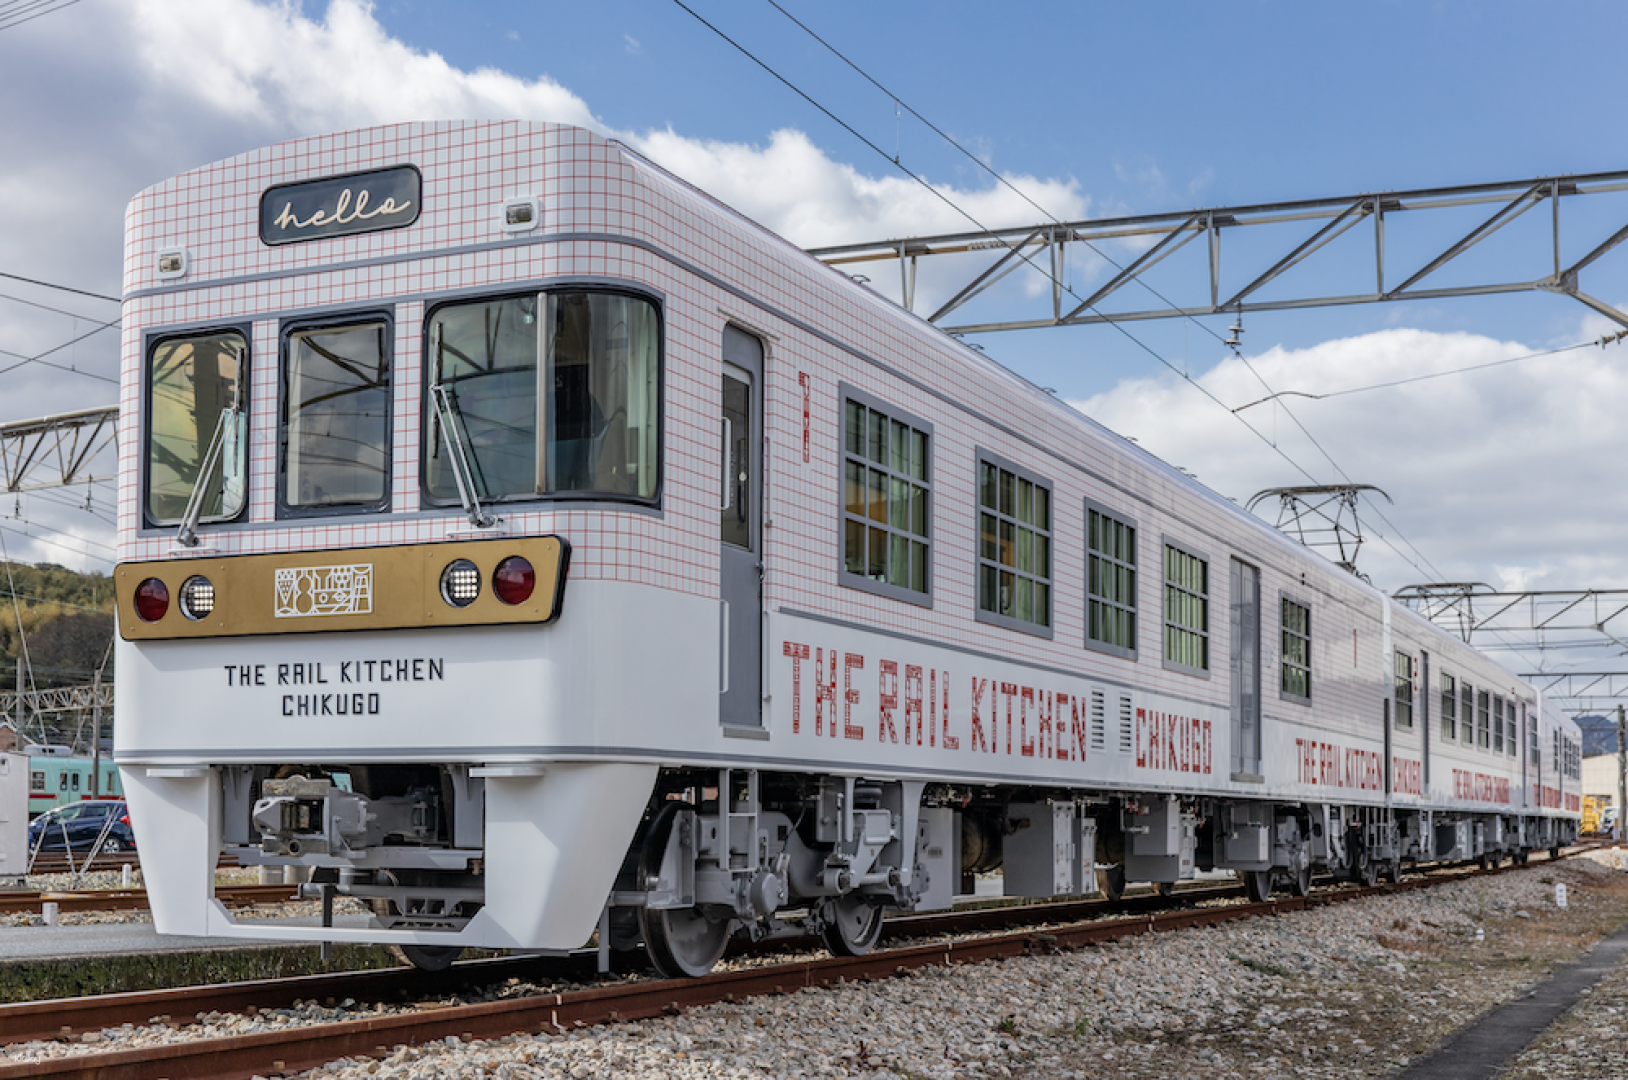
[1601,806,1620,837]
[27,800,135,853]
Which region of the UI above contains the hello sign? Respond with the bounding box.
[259,165,421,245]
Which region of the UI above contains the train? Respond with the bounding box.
[112,121,1580,975]
[25,749,122,816]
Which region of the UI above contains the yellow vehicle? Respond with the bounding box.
[1583,795,1611,834]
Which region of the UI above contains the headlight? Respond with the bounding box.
[439,559,481,607]
[178,575,215,620]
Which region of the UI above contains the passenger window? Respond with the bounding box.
[976,453,1051,634]
[282,319,391,513]
[1085,500,1137,659]
[839,388,932,604]
[424,291,660,502]
[145,329,247,524]
[1280,597,1311,703]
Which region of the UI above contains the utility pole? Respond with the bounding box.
[1618,703,1626,843]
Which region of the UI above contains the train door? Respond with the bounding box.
[720,327,765,728]
[1420,652,1431,794]
[1229,559,1261,776]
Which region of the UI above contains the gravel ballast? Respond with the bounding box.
[1,854,1625,1078]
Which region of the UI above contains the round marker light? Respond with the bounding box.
[134,578,170,622]
[178,575,215,620]
[493,555,536,605]
[440,559,481,607]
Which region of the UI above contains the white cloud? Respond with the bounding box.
[1071,325,1628,595]
[0,0,1092,568]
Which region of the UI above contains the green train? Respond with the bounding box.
[26,752,122,818]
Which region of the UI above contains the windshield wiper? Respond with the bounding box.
[177,347,243,548]
[430,323,496,529]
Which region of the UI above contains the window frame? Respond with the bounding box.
[1461,681,1475,745]
[837,383,933,608]
[1279,593,1312,705]
[141,323,252,531]
[276,309,395,520]
[1084,497,1139,661]
[1393,650,1414,729]
[1161,536,1210,677]
[418,285,666,511]
[1477,689,1491,749]
[973,449,1053,638]
[1440,671,1457,741]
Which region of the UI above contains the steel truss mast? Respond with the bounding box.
[808,171,1628,333]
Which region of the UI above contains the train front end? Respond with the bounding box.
[112,123,714,959]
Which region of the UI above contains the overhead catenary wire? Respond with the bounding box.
[702,2,1567,675]
[678,3,1481,598]
[0,0,84,33]
[1231,335,1616,412]
[0,318,119,384]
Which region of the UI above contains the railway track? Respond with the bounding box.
[0,884,297,917]
[0,848,1589,1080]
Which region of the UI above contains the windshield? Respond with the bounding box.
[425,290,659,503]
[146,330,246,524]
[283,320,391,511]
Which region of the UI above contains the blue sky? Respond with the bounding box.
[4,0,1628,646]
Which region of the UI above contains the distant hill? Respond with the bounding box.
[0,561,114,690]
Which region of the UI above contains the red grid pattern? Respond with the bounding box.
[118,121,1538,803]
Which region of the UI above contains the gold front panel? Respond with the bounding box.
[116,536,568,641]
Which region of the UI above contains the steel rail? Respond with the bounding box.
[0,851,1585,1080]
[0,884,296,917]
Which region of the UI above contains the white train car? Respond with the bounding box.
[113,122,1580,975]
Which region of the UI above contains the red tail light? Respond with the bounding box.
[134,578,170,622]
[493,556,536,605]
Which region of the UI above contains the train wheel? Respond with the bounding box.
[1515,848,1530,866]
[1155,881,1175,898]
[819,894,885,957]
[1099,863,1127,902]
[1477,852,1493,871]
[1549,845,1561,861]
[642,906,732,978]
[1243,870,1272,902]
[1288,862,1312,898]
[1384,860,1402,884]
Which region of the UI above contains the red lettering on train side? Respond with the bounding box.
[843,653,865,740]
[938,670,959,750]
[813,648,839,737]
[782,642,810,734]
[877,660,899,744]
[1068,694,1086,762]
[1135,708,1210,774]
[1001,683,1018,755]
[798,371,811,463]
[971,678,989,753]
[1020,687,1037,758]
[903,664,924,746]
